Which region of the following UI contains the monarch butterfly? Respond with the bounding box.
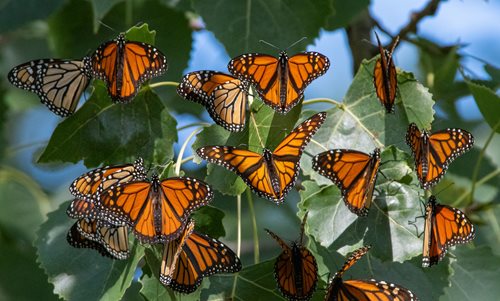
[95,174,213,244]
[160,220,242,293]
[265,212,318,301]
[325,245,418,301]
[177,71,250,132]
[66,219,115,259]
[312,148,381,216]
[67,158,146,218]
[228,51,329,114]
[373,32,399,113]
[89,34,167,103]
[8,58,92,116]
[422,196,475,267]
[406,123,474,189]
[71,218,130,260]
[196,112,326,204]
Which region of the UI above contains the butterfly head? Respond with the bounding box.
[372,148,381,158]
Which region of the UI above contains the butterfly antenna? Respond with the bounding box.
[434,182,455,197]
[97,21,116,33]
[299,211,309,245]
[285,37,307,51]
[259,40,281,51]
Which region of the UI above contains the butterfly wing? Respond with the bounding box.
[312,149,380,216]
[90,34,167,102]
[168,231,242,293]
[373,33,398,113]
[422,196,475,267]
[228,53,282,110]
[97,220,130,260]
[406,123,474,189]
[326,279,418,301]
[8,58,91,116]
[66,220,113,259]
[196,146,279,201]
[272,111,327,201]
[177,71,248,131]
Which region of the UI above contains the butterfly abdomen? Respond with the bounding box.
[291,243,305,296]
[263,148,282,199]
[279,51,289,112]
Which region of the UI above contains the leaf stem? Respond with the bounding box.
[246,188,260,264]
[236,194,242,258]
[174,127,202,176]
[469,121,500,204]
[177,122,211,132]
[303,98,342,107]
[148,81,179,89]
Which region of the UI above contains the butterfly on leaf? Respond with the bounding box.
[373,32,399,113]
[89,33,167,103]
[406,123,474,189]
[325,245,418,301]
[312,148,381,216]
[177,71,251,132]
[196,112,326,204]
[160,220,242,293]
[265,212,318,301]
[8,58,92,116]
[228,51,329,114]
[68,218,130,260]
[422,196,475,267]
[95,174,213,244]
[66,158,146,219]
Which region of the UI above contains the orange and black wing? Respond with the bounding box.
[325,279,418,301]
[66,220,114,259]
[272,112,327,201]
[312,149,381,216]
[8,58,91,116]
[373,32,398,113]
[167,230,242,293]
[196,146,279,201]
[422,196,475,267]
[406,123,474,189]
[66,198,97,219]
[90,34,167,103]
[177,71,249,132]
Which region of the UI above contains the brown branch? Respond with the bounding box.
[391,0,442,45]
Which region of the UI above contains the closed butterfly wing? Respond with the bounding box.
[422,196,475,267]
[90,34,167,102]
[312,149,381,216]
[406,123,474,189]
[228,52,329,114]
[266,213,318,301]
[373,32,398,113]
[66,220,114,259]
[97,175,213,243]
[177,71,249,131]
[325,246,418,301]
[8,58,91,116]
[167,231,242,293]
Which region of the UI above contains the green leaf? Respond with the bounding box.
[325,0,370,30]
[35,201,145,301]
[468,80,500,132]
[153,109,178,164]
[299,147,423,262]
[192,0,333,55]
[300,57,434,180]
[38,83,165,166]
[0,0,65,33]
[0,166,48,242]
[191,206,226,239]
[140,273,179,301]
[441,246,500,301]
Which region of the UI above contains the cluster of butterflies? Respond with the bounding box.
[9,30,478,299]
[65,157,241,293]
[8,33,167,116]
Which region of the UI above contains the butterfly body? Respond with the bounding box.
[422,196,475,267]
[312,148,381,216]
[90,34,167,103]
[406,123,474,189]
[196,112,326,203]
[228,51,329,114]
[8,58,92,116]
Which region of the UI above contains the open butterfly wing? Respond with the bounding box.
[90,35,167,102]
[327,279,418,301]
[196,146,278,201]
[272,112,327,200]
[422,197,475,267]
[312,149,380,216]
[177,71,235,104]
[168,231,242,293]
[8,59,90,116]
[285,52,330,113]
[228,53,281,109]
